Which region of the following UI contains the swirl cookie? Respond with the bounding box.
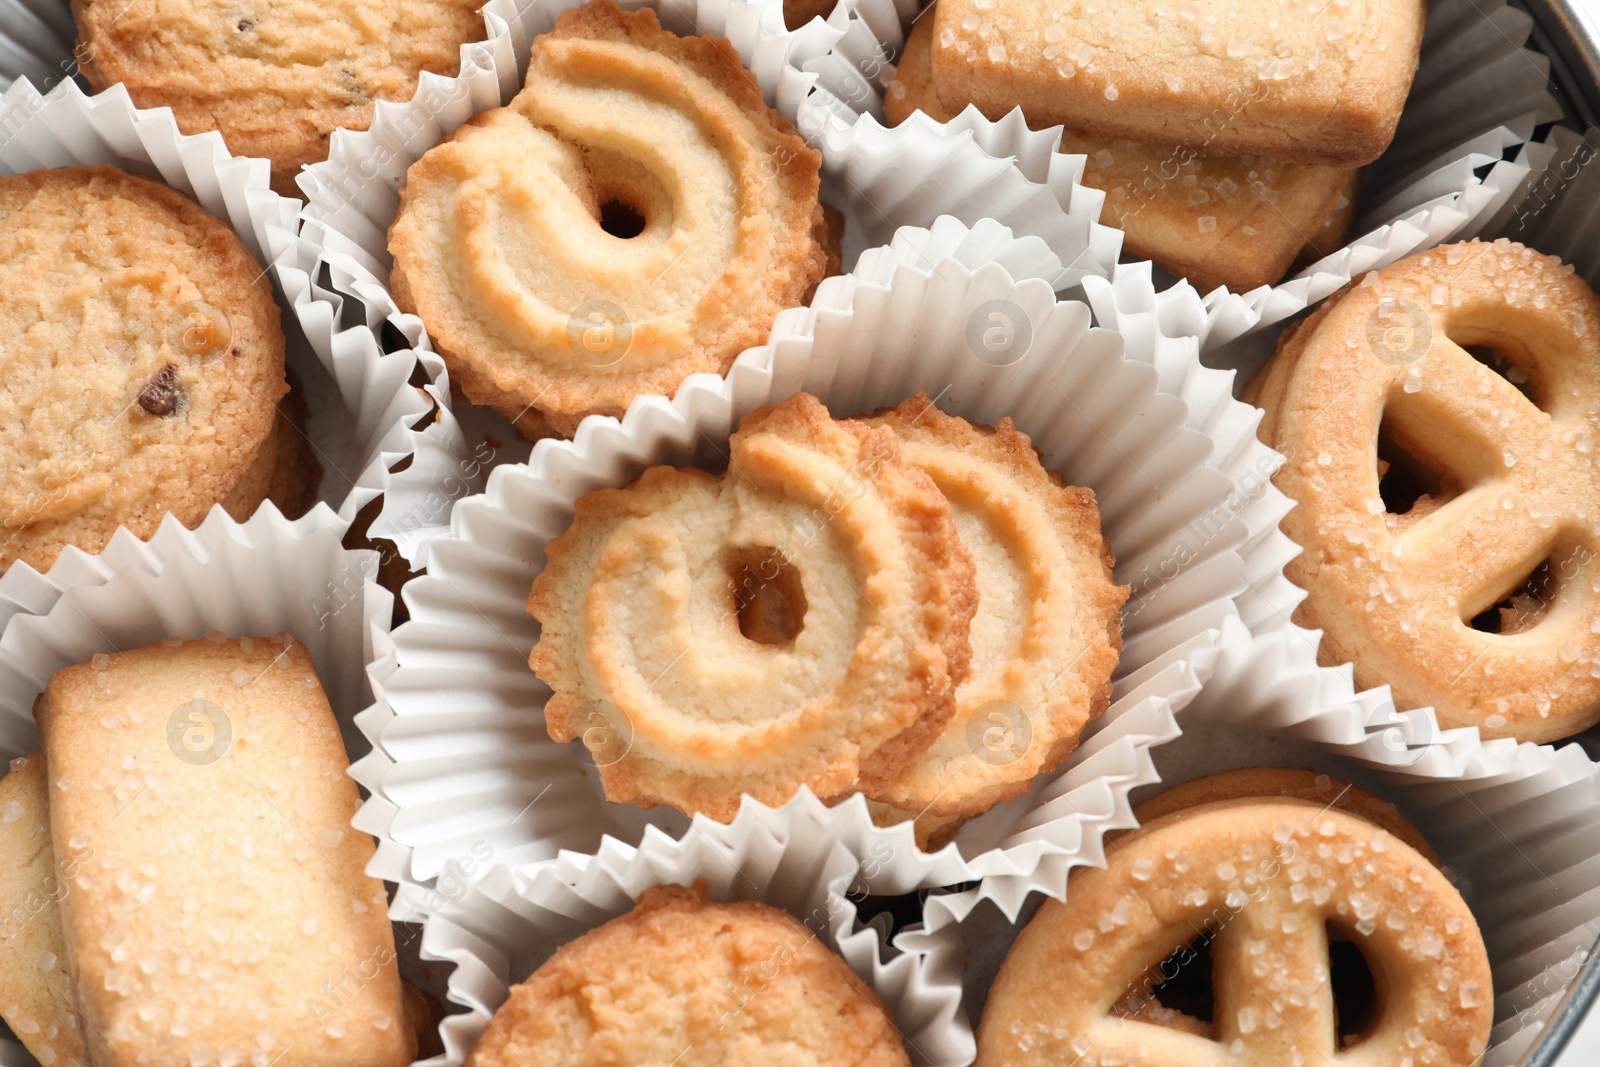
[858,398,1126,846]
[1248,240,1600,742]
[464,882,910,1066]
[887,13,1359,294]
[0,166,289,574]
[930,0,1425,168]
[390,0,828,439]
[528,392,978,821]
[978,785,1492,1067]
[73,0,485,198]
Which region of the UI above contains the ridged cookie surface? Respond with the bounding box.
[860,397,1125,844]
[390,0,827,438]
[528,392,977,820]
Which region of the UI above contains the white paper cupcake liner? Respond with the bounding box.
[0,504,388,765]
[1487,124,1600,280]
[0,6,512,567]
[0,0,73,95]
[347,216,1320,937]
[939,615,1600,1067]
[410,821,971,1066]
[808,0,1558,350]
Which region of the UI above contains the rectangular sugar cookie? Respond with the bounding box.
[0,753,88,1067]
[36,636,413,1067]
[929,0,1424,167]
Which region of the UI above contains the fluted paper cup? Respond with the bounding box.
[409,820,970,1065]
[0,3,507,566]
[804,0,1559,365]
[0,504,453,1065]
[346,217,1318,936]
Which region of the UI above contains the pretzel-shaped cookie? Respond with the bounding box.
[977,797,1492,1067]
[1250,239,1600,742]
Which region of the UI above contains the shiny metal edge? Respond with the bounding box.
[1522,930,1600,1066]
[1519,0,1600,126]
[1474,6,1600,1063]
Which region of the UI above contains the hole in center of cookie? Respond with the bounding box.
[1377,413,1460,531]
[726,547,806,646]
[1136,935,1216,1035]
[1465,545,1586,635]
[1454,334,1542,410]
[1327,923,1380,1048]
[600,200,647,239]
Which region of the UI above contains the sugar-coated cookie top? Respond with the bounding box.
[931,0,1425,166]
[35,635,413,1067]
[979,796,1492,1067]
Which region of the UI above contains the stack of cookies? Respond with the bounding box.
[888,0,1427,293]
[528,391,1129,847]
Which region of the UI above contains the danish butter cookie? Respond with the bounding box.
[978,796,1492,1067]
[1249,240,1600,742]
[36,637,413,1067]
[929,0,1424,168]
[73,0,486,198]
[0,754,87,1067]
[528,392,978,821]
[859,398,1126,845]
[888,13,1359,293]
[0,166,287,573]
[464,882,910,1067]
[390,0,828,439]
